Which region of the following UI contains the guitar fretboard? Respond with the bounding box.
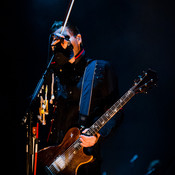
[85,87,135,136]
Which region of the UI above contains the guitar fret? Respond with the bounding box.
[95,121,102,129]
[99,118,105,125]
[88,127,95,136]
[102,114,109,121]
[108,108,116,116]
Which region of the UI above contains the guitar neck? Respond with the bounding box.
[85,87,135,136]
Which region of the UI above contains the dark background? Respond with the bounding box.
[1,0,175,174]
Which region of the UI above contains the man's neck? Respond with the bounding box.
[68,48,85,64]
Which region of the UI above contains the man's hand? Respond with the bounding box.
[51,33,69,51]
[80,129,100,147]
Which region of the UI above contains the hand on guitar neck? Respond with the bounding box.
[80,128,101,147]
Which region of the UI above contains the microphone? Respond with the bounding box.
[51,34,64,46]
[51,33,71,45]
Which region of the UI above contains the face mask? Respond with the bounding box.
[53,42,74,66]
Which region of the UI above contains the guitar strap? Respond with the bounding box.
[78,60,97,127]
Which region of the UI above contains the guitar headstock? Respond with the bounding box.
[133,69,158,94]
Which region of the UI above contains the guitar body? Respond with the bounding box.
[37,127,93,175]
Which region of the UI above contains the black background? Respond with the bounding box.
[1,0,175,174]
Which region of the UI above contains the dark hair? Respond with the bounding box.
[50,21,81,37]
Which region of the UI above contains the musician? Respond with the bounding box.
[40,21,122,175]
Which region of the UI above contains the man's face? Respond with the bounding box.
[53,27,82,57]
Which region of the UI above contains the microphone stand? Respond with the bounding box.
[23,54,54,175]
[21,54,54,124]
[30,54,54,105]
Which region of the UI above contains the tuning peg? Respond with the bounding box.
[134,79,138,85]
[145,83,148,87]
[138,75,143,81]
[142,70,148,75]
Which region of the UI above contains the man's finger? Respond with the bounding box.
[82,128,88,134]
[61,39,69,49]
[80,137,91,147]
[51,33,65,46]
[80,135,89,143]
[51,39,60,46]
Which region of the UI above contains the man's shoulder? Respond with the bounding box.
[86,59,113,82]
[96,59,111,68]
[87,58,111,69]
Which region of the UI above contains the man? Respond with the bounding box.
[39,21,122,175]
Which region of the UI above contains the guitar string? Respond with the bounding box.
[49,80,152,173]
[49,107,121,172]
[48,106,119,173]
[49,113,120,173]
[49,103,128,172]
[48,131,86,171]
[48,90,135,172]
[48,127,95,172]
[50,112,125,172]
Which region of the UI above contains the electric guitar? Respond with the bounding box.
[37,69,158,175]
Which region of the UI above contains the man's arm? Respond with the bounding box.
[80,61,122,147]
